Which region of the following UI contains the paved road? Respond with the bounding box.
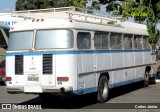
[0,81,160,112]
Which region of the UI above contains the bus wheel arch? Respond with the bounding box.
[97,73,110,103]
[144,66,151,87]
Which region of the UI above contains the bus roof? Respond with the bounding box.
[9,7,148,36]
[10,18,148,36]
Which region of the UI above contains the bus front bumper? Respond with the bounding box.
[6,86,73,94]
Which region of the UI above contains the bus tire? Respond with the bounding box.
[144,72,149,87]
[97,76,109,103]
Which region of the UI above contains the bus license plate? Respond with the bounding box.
[28,76,39,81]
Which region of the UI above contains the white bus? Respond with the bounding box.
[6,7,156,103]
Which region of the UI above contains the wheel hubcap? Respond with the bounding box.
[101,80,108,99]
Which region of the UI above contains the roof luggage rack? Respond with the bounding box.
[11,6,122,27]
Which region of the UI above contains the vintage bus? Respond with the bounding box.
[0,23,9,85]
[6,7,156,103]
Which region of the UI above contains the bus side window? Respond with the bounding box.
[94,33,101,48]
[123,34,133,49]
[134,35,143,49]
[110,33,122,49]
[102,33,109,49]
[143,36,150,49]
[94,32,109,49]
[77,32,91,49]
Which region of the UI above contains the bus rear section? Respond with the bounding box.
[6,29,77,95]
[6,53,76,93]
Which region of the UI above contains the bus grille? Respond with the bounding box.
[43,54,52,74]
[15,55,23,74]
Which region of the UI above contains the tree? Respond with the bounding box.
[16,0,88,10]
[98,0,160,46]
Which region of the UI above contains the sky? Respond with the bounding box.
[0,0,16,12]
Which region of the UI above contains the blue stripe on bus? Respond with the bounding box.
[73,87,97,95]
[6,50,151,56]
[110,77,144,88]
[73,77,144,94]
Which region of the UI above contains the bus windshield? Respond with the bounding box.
[35,30,74,49]
[8,31,33,51]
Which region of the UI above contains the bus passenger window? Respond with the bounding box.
[102,33,109,48]
[77,32,91,49]
[94,33,102,48]
[123,34,133,49]
[143,36,150,49]
[94,32,109,49]
[110,33,122,49]
[134,35,143,49]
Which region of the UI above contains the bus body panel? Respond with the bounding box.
[111,70,125,85]
[134,52,143,65]
[81,53,94,73]
[124,51,134,67]
[143,51,152,64]
[96,52,112,71]
[55,53,77,91]
[77,73,97,94]
[76,52,96,94]
[125,68,136,82]
[111,52,124,69]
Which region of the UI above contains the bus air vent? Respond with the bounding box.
[43,54,52,74]
[15,55,23,75]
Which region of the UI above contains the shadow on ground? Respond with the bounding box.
[109,80,156,99]
[18,81,155,109]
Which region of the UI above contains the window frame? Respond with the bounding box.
[94,31,109,49]
[123,34,134,50]
[8,30,34,51]
[142,36,150,50]
[110,32,123,50]
[133,35,143,50]
[35,29,74,49]
[77,31,91,50]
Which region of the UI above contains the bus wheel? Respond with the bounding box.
[97,76,109,103]
[144,72,149,87]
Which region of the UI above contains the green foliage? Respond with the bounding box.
[15,0,160,45]
[91,1,101,10]
[98,0,160,45]
[107,20,117,25]
[16,0,87,10]
[69,0,86,8]
[16,0,101,11]
[16,0,27,10]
